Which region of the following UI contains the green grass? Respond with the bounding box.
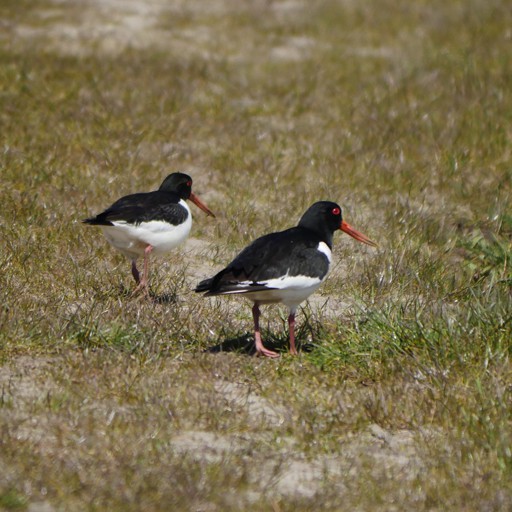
[1,0,511,510]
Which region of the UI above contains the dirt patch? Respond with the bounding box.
[1,354,426,503]
[169,423,423,499]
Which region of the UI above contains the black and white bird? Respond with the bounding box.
[195,201,376,357]
[83,172,215,294]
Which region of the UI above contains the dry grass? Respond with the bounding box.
[1,0,511,510]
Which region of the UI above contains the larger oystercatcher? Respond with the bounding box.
[84,172,215,294]
[195,201,376,357]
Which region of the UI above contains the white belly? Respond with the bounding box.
[242,275,325,312]
[100,206,192,261]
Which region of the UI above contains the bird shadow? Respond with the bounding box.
[205,333,314,356]
[115,284,179,304]
[150,291,179,305]
[204,334,256,355]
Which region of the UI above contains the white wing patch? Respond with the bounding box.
[221,274,326,310]
[242,279,324,309]
[261,274,322,290]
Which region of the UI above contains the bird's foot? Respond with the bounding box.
[131,281,150,299]
[255,346,280,358]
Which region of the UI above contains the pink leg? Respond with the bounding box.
[252,303,279,358]
[141,245,153,288]
[131,260,140,284]
[132,245,153,296]
[288,312,298,355]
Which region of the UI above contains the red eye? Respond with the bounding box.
[186,180,192,187]
[332,207,341,215]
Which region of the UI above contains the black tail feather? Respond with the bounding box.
[195,278,214,293]
[82,216,113,226]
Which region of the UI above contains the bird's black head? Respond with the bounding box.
[159,172,216,217]
[299,201,376,248]
[298,201,342,244]
[159,172,194,199]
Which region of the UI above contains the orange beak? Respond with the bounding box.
[189,192,215,217]
[340,220,377,247]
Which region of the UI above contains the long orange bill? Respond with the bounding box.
[189,192,215,217]
[340,220,377,247]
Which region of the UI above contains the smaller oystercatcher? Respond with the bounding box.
[83,172,215,294]
[195,201,376,357]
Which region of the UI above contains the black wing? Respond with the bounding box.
[195,227,330,295]
[83,191,188,226]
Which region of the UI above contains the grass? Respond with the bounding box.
[1,0,511,510]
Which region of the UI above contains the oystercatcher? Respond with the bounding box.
[195,201,376,357]
[83,172,215,294]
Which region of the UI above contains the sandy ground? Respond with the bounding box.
[1,355,424,504]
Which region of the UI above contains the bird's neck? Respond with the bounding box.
[298,222,334,248]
